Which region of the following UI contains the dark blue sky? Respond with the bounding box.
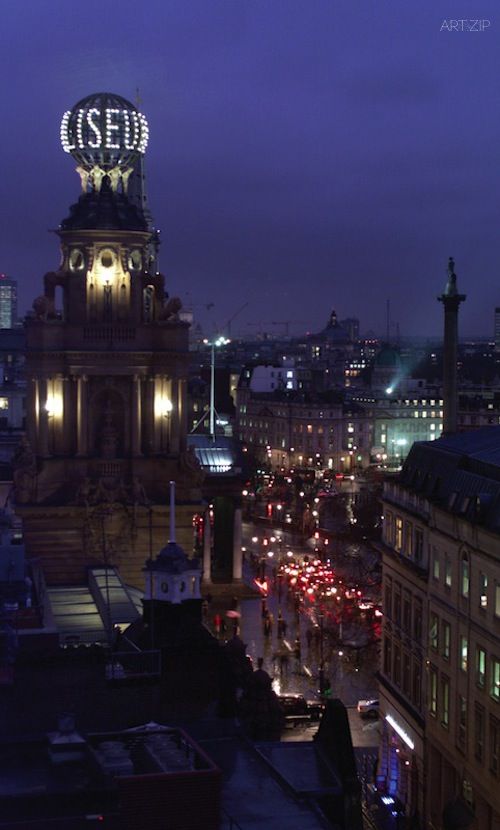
[3,1,500,337]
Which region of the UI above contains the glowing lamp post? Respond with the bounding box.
[201,337,230,442]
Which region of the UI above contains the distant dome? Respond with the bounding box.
[60,92,149,172]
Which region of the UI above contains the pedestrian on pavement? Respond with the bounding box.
[263,616,272,638]
[277,610,284,638]
[214,613,222,636]
[293,636,301,670]
[261,598,268,619]
[280,652,289,675]
[281,618,287,638]
[306,628,313,650]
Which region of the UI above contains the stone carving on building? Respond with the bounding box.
[12,437,37,505]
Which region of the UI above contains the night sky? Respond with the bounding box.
[3,1,500,338]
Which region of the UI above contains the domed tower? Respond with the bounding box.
[18,93,203,589]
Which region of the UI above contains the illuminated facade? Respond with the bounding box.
[16,93,201,588]
[377,430,500,829]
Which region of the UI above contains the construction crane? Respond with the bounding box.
[226,301,249,337]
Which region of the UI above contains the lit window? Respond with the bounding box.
[433,548,440,580]
[395,517,403,552]
[442,621,450,660]
[476,648,486,688]
[0,397,8,410]
[429,665,438,716]
[441,676,450,728]
[429,613,438,650]
[461,554,469,598]
[480,573,488,609]
[495,585,500,617]
[491,659,500,702]
[445,554,452,588]
[460,636,468,672]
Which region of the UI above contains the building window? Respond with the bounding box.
[458,695,467,751]
[383,637,392,678]
[495,585,500,618]
[394,584,401,626]
[441,676,450,728]
[480,573,488,609]
[394,645,401,687]
[385,577,393,620]
[0,397,8,410]
[404,521,413,557]
[412,659,422,709]
[403,652,411,697]
[461,553,470,598]
[429,665,438,716]
[414,528,423,564]
[476,648,486,688]
[433,548,440,581]
[395,517,403,552]
[475,705,485,763]
[491,659,500,701]
[413,599,422,642]
[429,613,439,651]
[442,621,451,660]
[460,636,468,672]
[445,553,452,588]
[403,591,411,634]
[490,717,500,778]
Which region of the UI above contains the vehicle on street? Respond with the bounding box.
[357,698,380,719]
[278,694,324,726]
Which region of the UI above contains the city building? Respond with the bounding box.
[494,307,500,354]
[0,275,18,329]
[377,428,500,829]
[15,92,203,590]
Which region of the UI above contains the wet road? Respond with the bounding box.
[211,519,381,713]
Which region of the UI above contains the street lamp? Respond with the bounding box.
[191,336,230,441]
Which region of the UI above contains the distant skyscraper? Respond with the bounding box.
[0,275,17,328]
[494,307,500,353]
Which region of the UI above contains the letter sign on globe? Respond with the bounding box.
[60,92,150,178]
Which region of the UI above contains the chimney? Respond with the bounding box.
[438,257,466,435]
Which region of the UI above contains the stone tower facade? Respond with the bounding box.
[15,94,203,588]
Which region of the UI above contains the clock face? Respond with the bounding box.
[69,249,85,271]
[128,250,142,271]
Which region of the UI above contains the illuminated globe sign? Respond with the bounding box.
[60,92,149,173]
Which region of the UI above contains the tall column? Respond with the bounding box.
[27,378,37,449]
[131,375,142,456]
[232,505,243,581]
[203,511,212,583]
[76,375,88,456]
[145,375,155,454]
[170,378,180,455]
[178,379,187,453]
[38,378,50,458]
[62,375,72,454]
[438,257,466,436]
